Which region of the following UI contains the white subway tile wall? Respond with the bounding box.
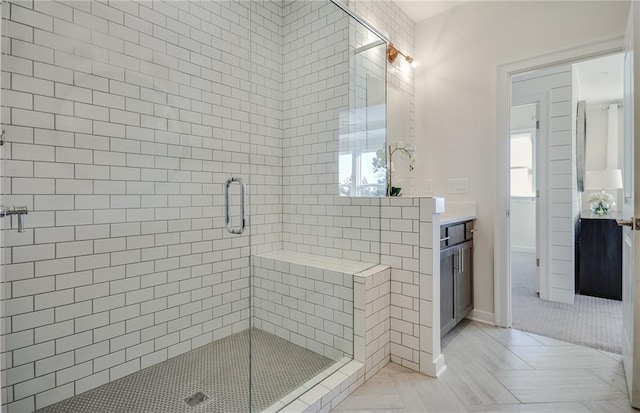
[279,0,415,263]
[252,253,355,361]
[380,197,421,371]
[353,265,391,380]
[280,1,388,263]
[379,197,442,376]
[1,0,415,410]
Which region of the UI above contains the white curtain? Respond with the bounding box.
[606,103,619,170]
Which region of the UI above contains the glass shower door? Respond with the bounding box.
[0,1,255,411]
[249,0,386,411]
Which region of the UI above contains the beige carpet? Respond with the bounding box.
[511,252,622,354]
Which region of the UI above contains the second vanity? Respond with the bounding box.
[440,213,476,337]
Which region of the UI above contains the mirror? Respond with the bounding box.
[387,85,412,192]
[338,23,387,197]
[574,53,624,210]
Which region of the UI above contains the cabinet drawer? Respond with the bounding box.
[448,224,466,245]
[441,220,475,248]
[441,223,465,248]
[465,220,475,239]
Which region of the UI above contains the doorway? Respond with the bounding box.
[508,54,624,354]
[509,102,541,312]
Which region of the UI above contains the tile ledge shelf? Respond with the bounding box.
[254,250,388,275]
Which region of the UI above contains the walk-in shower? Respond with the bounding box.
[0,0,387,411]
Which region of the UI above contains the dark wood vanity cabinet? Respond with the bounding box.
[440,220,475,337]
[576,216,622,300]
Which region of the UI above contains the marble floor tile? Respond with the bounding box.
[443,330,533,373]
[334,411,407,413]
[493,369,625,403]
[332,322,632,413]
[441,356,519,406]
[524,331,573,346]
[391,373,468,413]
[475,322,544,347]
[586,364,628,394]
[466,402,591,412]
[599,349,624,362]
[507,345,621,370]
[331,375,404,411]
[581,398,636,412]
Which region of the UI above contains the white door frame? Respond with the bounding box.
[495,37,624,327]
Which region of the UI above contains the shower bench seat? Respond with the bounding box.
[252,250,391,412]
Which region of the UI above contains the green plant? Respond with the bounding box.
[372,141,416,196]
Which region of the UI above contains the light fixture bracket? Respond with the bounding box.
[386,42,413,65]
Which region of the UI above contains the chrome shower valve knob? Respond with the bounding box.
[0,205,28,233]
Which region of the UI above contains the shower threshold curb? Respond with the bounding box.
[267,360,366,412]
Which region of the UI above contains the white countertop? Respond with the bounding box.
[439,201,477,226]
[440,214,477,226]
[580,210,624,220]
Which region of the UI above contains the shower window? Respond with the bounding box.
[339,149,386,196]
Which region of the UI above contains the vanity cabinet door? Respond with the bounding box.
[441,219,475,338]
[440,247,457,336]
[578,218,622,300]
[455,240,474,321]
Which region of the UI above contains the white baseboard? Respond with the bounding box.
[420,352,446,378]
[511,246,536,254]
[466,309,495,325]
[550,288,574,304]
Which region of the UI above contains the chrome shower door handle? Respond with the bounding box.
[225,177,246,235]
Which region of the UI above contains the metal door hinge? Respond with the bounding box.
[536,120,540,129]
[536,258,540,267]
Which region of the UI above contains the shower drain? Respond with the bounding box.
[184,392,209,407]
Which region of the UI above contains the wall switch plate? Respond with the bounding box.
[448,178,469,193]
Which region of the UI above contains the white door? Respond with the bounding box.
[510,97,548,309]
[620,1,640,406]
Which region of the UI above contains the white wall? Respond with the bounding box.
[585,103,611,171]
[414,1,629,318]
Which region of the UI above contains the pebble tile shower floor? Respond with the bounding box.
[36,329,336,413]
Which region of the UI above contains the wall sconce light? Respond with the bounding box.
[387,42,415,67]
